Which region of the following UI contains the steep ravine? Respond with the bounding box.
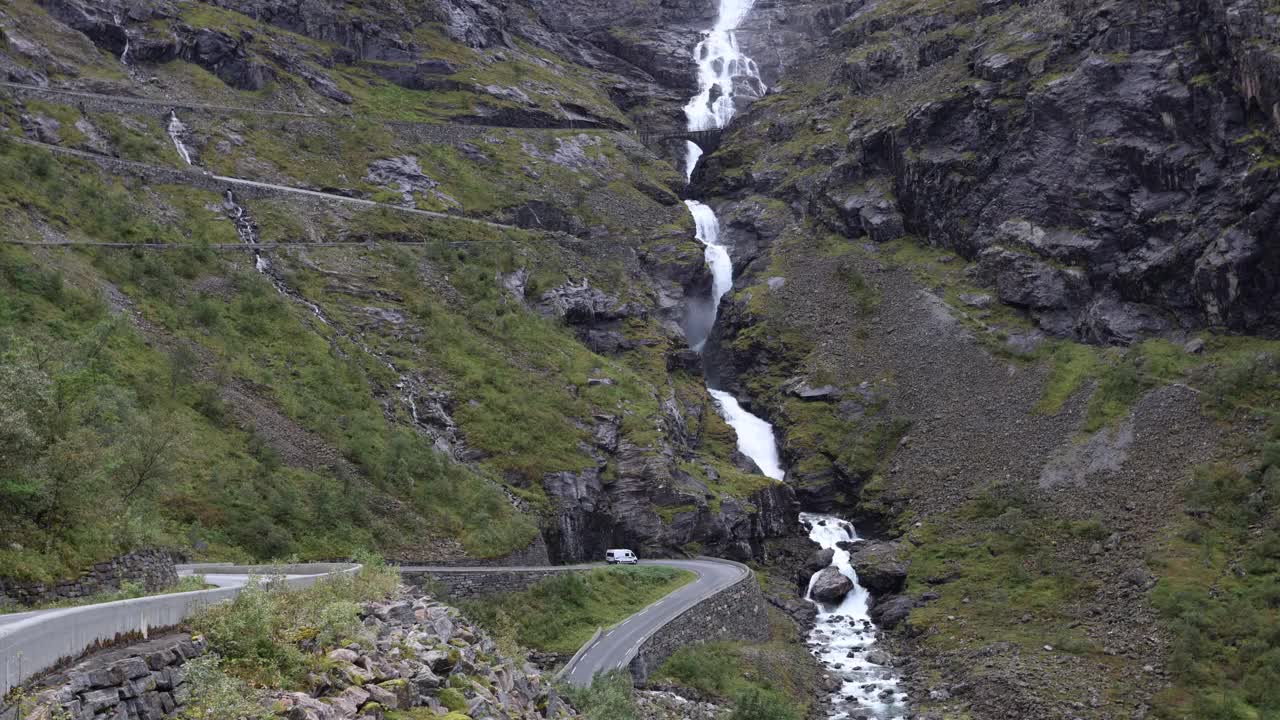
[679,2,906,717]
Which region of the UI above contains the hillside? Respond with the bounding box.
[1,0,1279,718]
[0,0,796,583]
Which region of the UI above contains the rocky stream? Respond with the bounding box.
[681,2,905,717]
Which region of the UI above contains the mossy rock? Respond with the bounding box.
[438,687,467,712]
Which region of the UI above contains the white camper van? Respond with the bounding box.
[605,548,638,565]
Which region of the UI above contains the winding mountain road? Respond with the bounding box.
[402,558,748,686]
[2,558,747,697]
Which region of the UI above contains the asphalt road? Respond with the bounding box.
[3,560,742,693]
[404,559,747,687]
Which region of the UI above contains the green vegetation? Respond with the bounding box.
[460,566,694,654]
[189,557,399,688]
[652,608,818,719]
[1149,435,1280,719]
[904,484,1097,655]
[561,671,640,720]
[178,656,270,720]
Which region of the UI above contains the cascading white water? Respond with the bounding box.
[708,389,784,479]
[801,514,908,720]
[678,3,910,717]
[683,199,734,351]
[681,0,783,481]
[167,112,194,166]
[115,15,131,66]
[683,0,764,175]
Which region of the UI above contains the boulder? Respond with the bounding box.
[809,567,854,604]
[868,594,916,629]
[804,547,835,574]
[848,541,908,596]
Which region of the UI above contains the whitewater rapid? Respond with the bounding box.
[679,3,909,717]
[802,514,908,719]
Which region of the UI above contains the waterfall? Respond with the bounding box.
[222,189,329,325]
[801,514,908,719]
[115,15,131,66]
[167,112,194,166]
[682,0,782,481]
[679,3,909,717]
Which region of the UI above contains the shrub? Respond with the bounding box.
[731,687,801,720]
[178,656,269,720]
[561,671,638,720]
[190,559,398,688]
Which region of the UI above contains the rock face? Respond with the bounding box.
[701,0,1280,340]
[23,634,209,720]
[809,566,854,604]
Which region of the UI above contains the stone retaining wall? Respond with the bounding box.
[0,550,178,609]
[400,567,578,599]
[627,570,770,684]
[13,635,207,720]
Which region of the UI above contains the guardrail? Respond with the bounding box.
[0,563,359,698]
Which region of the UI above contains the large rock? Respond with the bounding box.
[848,541,908,596]
[804,547,835,574]
[868,594,917,630]
[809,566,854,604]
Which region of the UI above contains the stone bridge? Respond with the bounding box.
[634,127,724,152]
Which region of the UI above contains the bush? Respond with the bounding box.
[190,559,398,687]
[731,687,801,720]
[178,656,269,720]
[561,671,637,720]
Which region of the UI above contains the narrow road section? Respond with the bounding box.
[3,559,746,696]
[404,558,747,686]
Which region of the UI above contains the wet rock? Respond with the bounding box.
[809,567,854,604]
[804,548,836,574]
[868,594,916,629]
[847,541,908,596]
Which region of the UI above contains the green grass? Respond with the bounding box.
[459,566,694,654]
[1148,439,1280,720]
[653,609,818,720]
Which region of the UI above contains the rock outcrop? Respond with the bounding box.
[808,566,853,604]
[701,0,1280,340]
[847,541,907,596]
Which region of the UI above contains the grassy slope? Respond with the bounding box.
[458,566,694,654]
[652,607,819,720]
[0,0,780,584]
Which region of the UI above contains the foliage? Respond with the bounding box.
[656,638,806,720]
[1150,438,1280,719]
[730,687,802,720]
[561,671,639,720]
[177,656,270,720]
[460,567,693,654]
[189,557,398,688]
